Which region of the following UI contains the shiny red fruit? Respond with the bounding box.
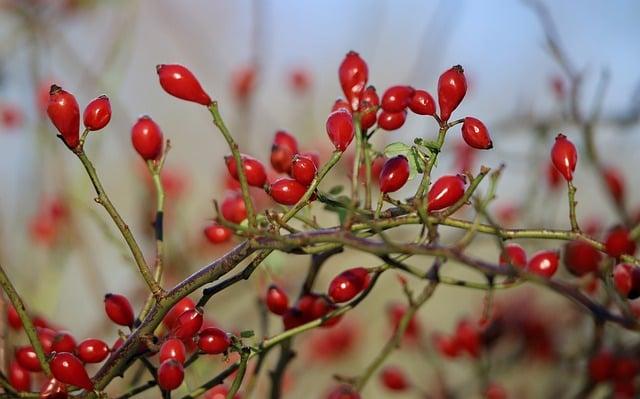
[131,116,163,160]
[204,223,232,244]
[300,151,320,168]
[427,175,466,211]
[433,333,460,358]
[268,178,308,205]
[172,308,204,340]
[381,85,414,113]
[380,366,410,391]
[359,86,379,130]
[589,351,614,382]
[563,240,602,276]
[50,352,93,390]
[499,243,527,268]
[613,263,640,299]
[604,226,636,258]
[221,192,247,224]
[104,293,135,328]
[461,117,492,149]
[603,167,625,205]
[327,385,361,399]
[198,327,230,354]
[157,64,211,105]
[550,133,577,181]
[163,297,196,329]
[283,308,306,330]
[8,360,30,391]
[225,154,267,187]
[51,332,77,353]
[328,267,370,303]
[7,304,22,330]
[339,51,368,111]
[83,95,111,131]
[158,359,184,391]
[326,110,354,151]
[38,328,57,354]
[291,154,317,186]
[16,346,41,372]
[160,338,187,364]
[47,85,80,148]
[377,110,406,131]
[311,295,342,327]
[527,250,559,278]
[77,339,109,363]
[409,89,436,115]
[438,65,467,122]
[379,155,410,193]
[266,285,289,315]
[40,377,68,399]
[455,319,481,358]
[270,130,299,173]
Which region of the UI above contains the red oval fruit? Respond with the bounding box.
[225,154,267,187]
[37,327,57,354]
[326,110,354,151]
[39,377,68,399]
[379,155,410,193]
[527,250,559,278]
[204,223,232,244]
[427,175,466,211]
[77,338,110,363]
[50,352,93,390]
[604,226,636,258]
[160,338,187,364]
[563,240,602,276]
[16,346,41,372]
[51,332,77,354]
[104,293,135,328]
[270,130,299,173]
[8,360,30,391]
[588,351,614,382]
[282,308,306,331]
[461,117,492,149]
[328,267,370,303]
[7,304,22,330]
[266,285,289,315]
[268,178,308,205]
[163,297,196,329]
[550,133,577,181]
[380,366,410,391]
[221,192,247,224]
[47,85,80,148]
[131,116,163,160]
[381,85,414,113]
[291,154,317,186]
[198,327,230,354]
[359,85,379,130]
[409,89,436,116]
[613,263,640,299]
[339,51,369,111]
[438,65,467,122]
[377,110,407,131]
[172,308,204,341]
[157,64,211,105]
[83,95,111,131]
[499,243,527,268]
[603,167,625,205]
[157,359,184,391]
[311,295,342,327]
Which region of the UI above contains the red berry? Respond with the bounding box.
[300,151,320,168]
[359,86,379,130]
[231,65,256,101]
[172,308,204,340]
[455,319,481,358]
[311,295,342,327]
[225,154,267,188]
[163,297,196,329]
[156,64,211,106]
[461,117,492,149]
[51,332,77,353]
[296,293,319,320]
[484,383,507,399]
[291,154,317,186]
[83,95,111,131]
[409,89,436,115]
[612,357,639,381]
[546,161,562,190]
[388,303,421,340]
[77,339,109,363]
[604,226,636,258]
[589,351,614,382]
[131,116,164,160]
[282,308,306,330]
[38,327,57,354]
[603,167,625,205]
[381,85,414,113]
[328,267,370,303]
[50,352,93,390]
[379,155,410,193]
[16,346,41,372]
[550,133,577,181]
[206,385,240,399]
[268,178,308,205]
[104,293,135,328]
[613,263,640,299]
[47,85,80,148]
[198,327,230,354]
[499,243,527,268]
[427,175,466,211]
[221,192,247,224]
[204,223,232,244]
[433,333,460,358]
[270,130,299,174]
[157,359,184,391]
[327,385,361,399]
[8,360,30,391]
[339,51,368,111]
[7,304,22,330]
[40,377,68,399]
[332,99,352,114]
[437,65,467,122]
[527,250,559,278]
[266,285,289,315]
[563,240,602,276]
[160,338,187,364]
[380,366,410,391]
[377,110,407,131]
[326,110,354,151]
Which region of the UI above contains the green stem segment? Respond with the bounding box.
[567,180,580,232]
[226,349,250,399]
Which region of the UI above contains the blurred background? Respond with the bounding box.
[0,0,639,398]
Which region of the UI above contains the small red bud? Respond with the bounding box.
[83,95,111,131]
[438,65,467,122]
[461,117,492,149]
[550,133,577,181]
[47,85,80,148]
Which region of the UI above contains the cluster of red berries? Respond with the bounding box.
[589,351,639,397]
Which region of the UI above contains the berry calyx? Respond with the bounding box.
[77,339,110,363]
[47,85,80,148]
[379,155,410,193]
[104,293,135,328]
[328,267,370,303]
[332,98,352,114]
[437,65,467,122]
[427,175,466,211]
[221,192,248,224]
[131,116,164,160]
[157,359,184,391]
[563,240,602,276]
[381,85,414,113]
[326,110,354,151]
[224,154,267,187]
[198,327,231,354]
[604,226,636,258]
[291,154,317,187]
[50,352,93,390]
[83,95,111,131]
[204,223,232,244]
[380,366,410,391]
[266,285,289,315]
[268,178,308,205]
[171,308,204,341]
[550,134,577,181]
[160,338,187,364]
[499,243,527,268]
[270,130,299,174]
[339,51,369,111]
[409,89,436,116]
[461,117,492,149]
[377,110,407,131]
[156,64,211,105]
[527,250,560,278]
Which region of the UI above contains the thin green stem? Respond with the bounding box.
[227,349,250,399]
[567,180,580,232]
[374,191,384,219]
[364,140,373,210]
[350,116,363,203]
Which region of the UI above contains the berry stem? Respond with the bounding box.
[567,180,581,232]
[350,115,363,204]
[374,191,384,219]
[363,141,373,210]
[226,348,250,399]
[0,262,52,375]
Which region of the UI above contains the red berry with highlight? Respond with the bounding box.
[527,250,559,278]
[379,155,410,193]
[131,116,163,160]
[605,226,636,258]
[221,192,247,224]
[359,86,379,130]
[461,117,492,149]
[225,154,267,187]
[51,332,77,354]
[326,110,354,151]
[268,178,308,205]
[438,65,467,122]
[104,293,135,328]
[47,85,80,148]
[16,346,41,372]
[563,240,602,276]
[163,297,195,329]
[77,339,110,363]
[427,175,466,211]
[266,285,289,315]
[499,243,527,268]
[198,327,230,354]
[409,89,436,115]
[7,304,22,330]
[270,130,299,173]
[172,308,204,341]
[291,154,317,186]
[381,85,414,113]
[160,338,187,364]
[328,267,370,303]
[83,95,111,131]
[157,64,211,105]
[339,51,368,111]
[158,359,184,391]
[204,223,232,244]
[377,110,406,131]
[50,352,93,390]
[8,360,30,391]
[550,134,577,181]
[380,366,410,391]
